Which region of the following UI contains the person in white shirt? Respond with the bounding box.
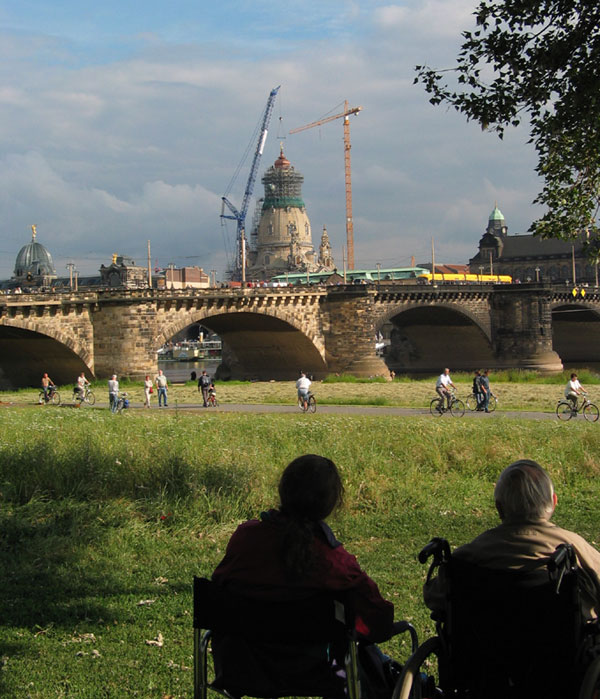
[74,372,89,400]
[108,374,119,413]
[296,372,311,411]
[155,369,168,407]
[565,372,585,408]
[435,367,456,409]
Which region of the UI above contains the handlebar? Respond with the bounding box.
[418,537,451,565]
[548,543,576,593]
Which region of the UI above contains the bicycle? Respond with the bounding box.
[207,392,219,407]
[115,392,130,414]
[430,389,465,417]
[466,392,497,412]
[38,386,61,405]
[298,392,317,413]
[556,393,599,423]
[73,386,96,406]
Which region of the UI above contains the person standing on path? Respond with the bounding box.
[479,369,491,413]
[155,369,168,407]
[198,370,211,407]
[143,374,153,408]
[108,374,119,413]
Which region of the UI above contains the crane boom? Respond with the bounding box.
[289,101,361,269]
[221,85,280,281]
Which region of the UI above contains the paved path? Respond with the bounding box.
[84,401,560,420]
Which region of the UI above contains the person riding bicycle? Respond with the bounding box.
[41,373,55,403]
[565,372,586,409]
[73,372,90,401]
[436,367,456,410]
[296,371,311,411]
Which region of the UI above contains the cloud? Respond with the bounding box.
[0,2,543,285]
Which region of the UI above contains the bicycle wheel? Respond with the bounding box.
[86,390,96,406]
[465,394,477,411]
[450,398,465,417]
[51,391,61,405]
[583,402,600,423]
[488,396,497,413]
[308,395,317,413]
[430,398,443,416]
[556,402,573,421]
[38,391,45,404]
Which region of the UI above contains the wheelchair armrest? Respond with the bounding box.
[390,620,419,654]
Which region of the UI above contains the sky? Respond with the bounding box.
[0,0,544,280]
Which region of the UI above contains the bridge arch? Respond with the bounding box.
[551,303,600,368]
[0,318,94,389]
[377,302,494,374]
[157,308,327,380]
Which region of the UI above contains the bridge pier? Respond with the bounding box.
[323,288,388,377]
[92,297,158,380]
[490,286,563,373]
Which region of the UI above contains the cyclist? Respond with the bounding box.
[74,372,90,401]
[565,372,586,409]
[296,371,311,411]
[436,367,456,410]
[41,373,55,403]
[208,383,217,406]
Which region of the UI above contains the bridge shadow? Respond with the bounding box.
[0,500,190,695]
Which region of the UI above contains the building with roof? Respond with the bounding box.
[247,145,335,280]
[12,225,57,287]
[469,205,597,283]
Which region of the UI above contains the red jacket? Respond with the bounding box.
[212,510,394,642]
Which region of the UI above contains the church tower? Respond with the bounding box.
[248,146,333,279]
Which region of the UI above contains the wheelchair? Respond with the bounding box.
[193,576,419,699]
[394,538,600,699]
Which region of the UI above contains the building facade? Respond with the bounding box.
[469,206,597,284]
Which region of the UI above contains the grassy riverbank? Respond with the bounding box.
[1,407,600,696]
[3,369,600,412]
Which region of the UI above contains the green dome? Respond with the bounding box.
[14,235,56,279]
[489,205,505,221]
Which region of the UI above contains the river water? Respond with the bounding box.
[157,358,221,382]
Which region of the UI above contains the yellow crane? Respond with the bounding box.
[290,101,362,270]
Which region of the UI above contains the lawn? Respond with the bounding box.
[4,368,600,413]
[1,406,599,696]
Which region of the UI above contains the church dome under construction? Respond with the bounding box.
[248,146,334,279]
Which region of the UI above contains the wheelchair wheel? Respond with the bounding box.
[85,390,96,406]
[308,395,317,413]
[583,402,599,423]
[578,655,600,699]
[393,636,440,699]
[556,401,574,421]
[450,398,465,417]
[430,398,443,417]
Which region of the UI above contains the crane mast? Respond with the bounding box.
[221,85,280,281]
[290,101,362,270]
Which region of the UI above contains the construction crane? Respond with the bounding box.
[289,101,362,270]
[221,85,280,281]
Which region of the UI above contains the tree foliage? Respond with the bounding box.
[415,0,600,253]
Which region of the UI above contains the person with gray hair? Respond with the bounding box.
[424,459,600,618]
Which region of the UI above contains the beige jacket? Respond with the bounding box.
[424,519,600,620]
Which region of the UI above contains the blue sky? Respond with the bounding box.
[0,0,542,279]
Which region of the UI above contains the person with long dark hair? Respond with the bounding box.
[212,453,394,643]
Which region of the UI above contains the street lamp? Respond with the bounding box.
[535,267,541,282]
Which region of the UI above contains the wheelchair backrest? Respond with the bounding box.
[193,576,352,698]
[442,556,583,698]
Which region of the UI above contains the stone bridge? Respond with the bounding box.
[0,283,598,387]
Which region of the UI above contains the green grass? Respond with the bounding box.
[1,407,600,696]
